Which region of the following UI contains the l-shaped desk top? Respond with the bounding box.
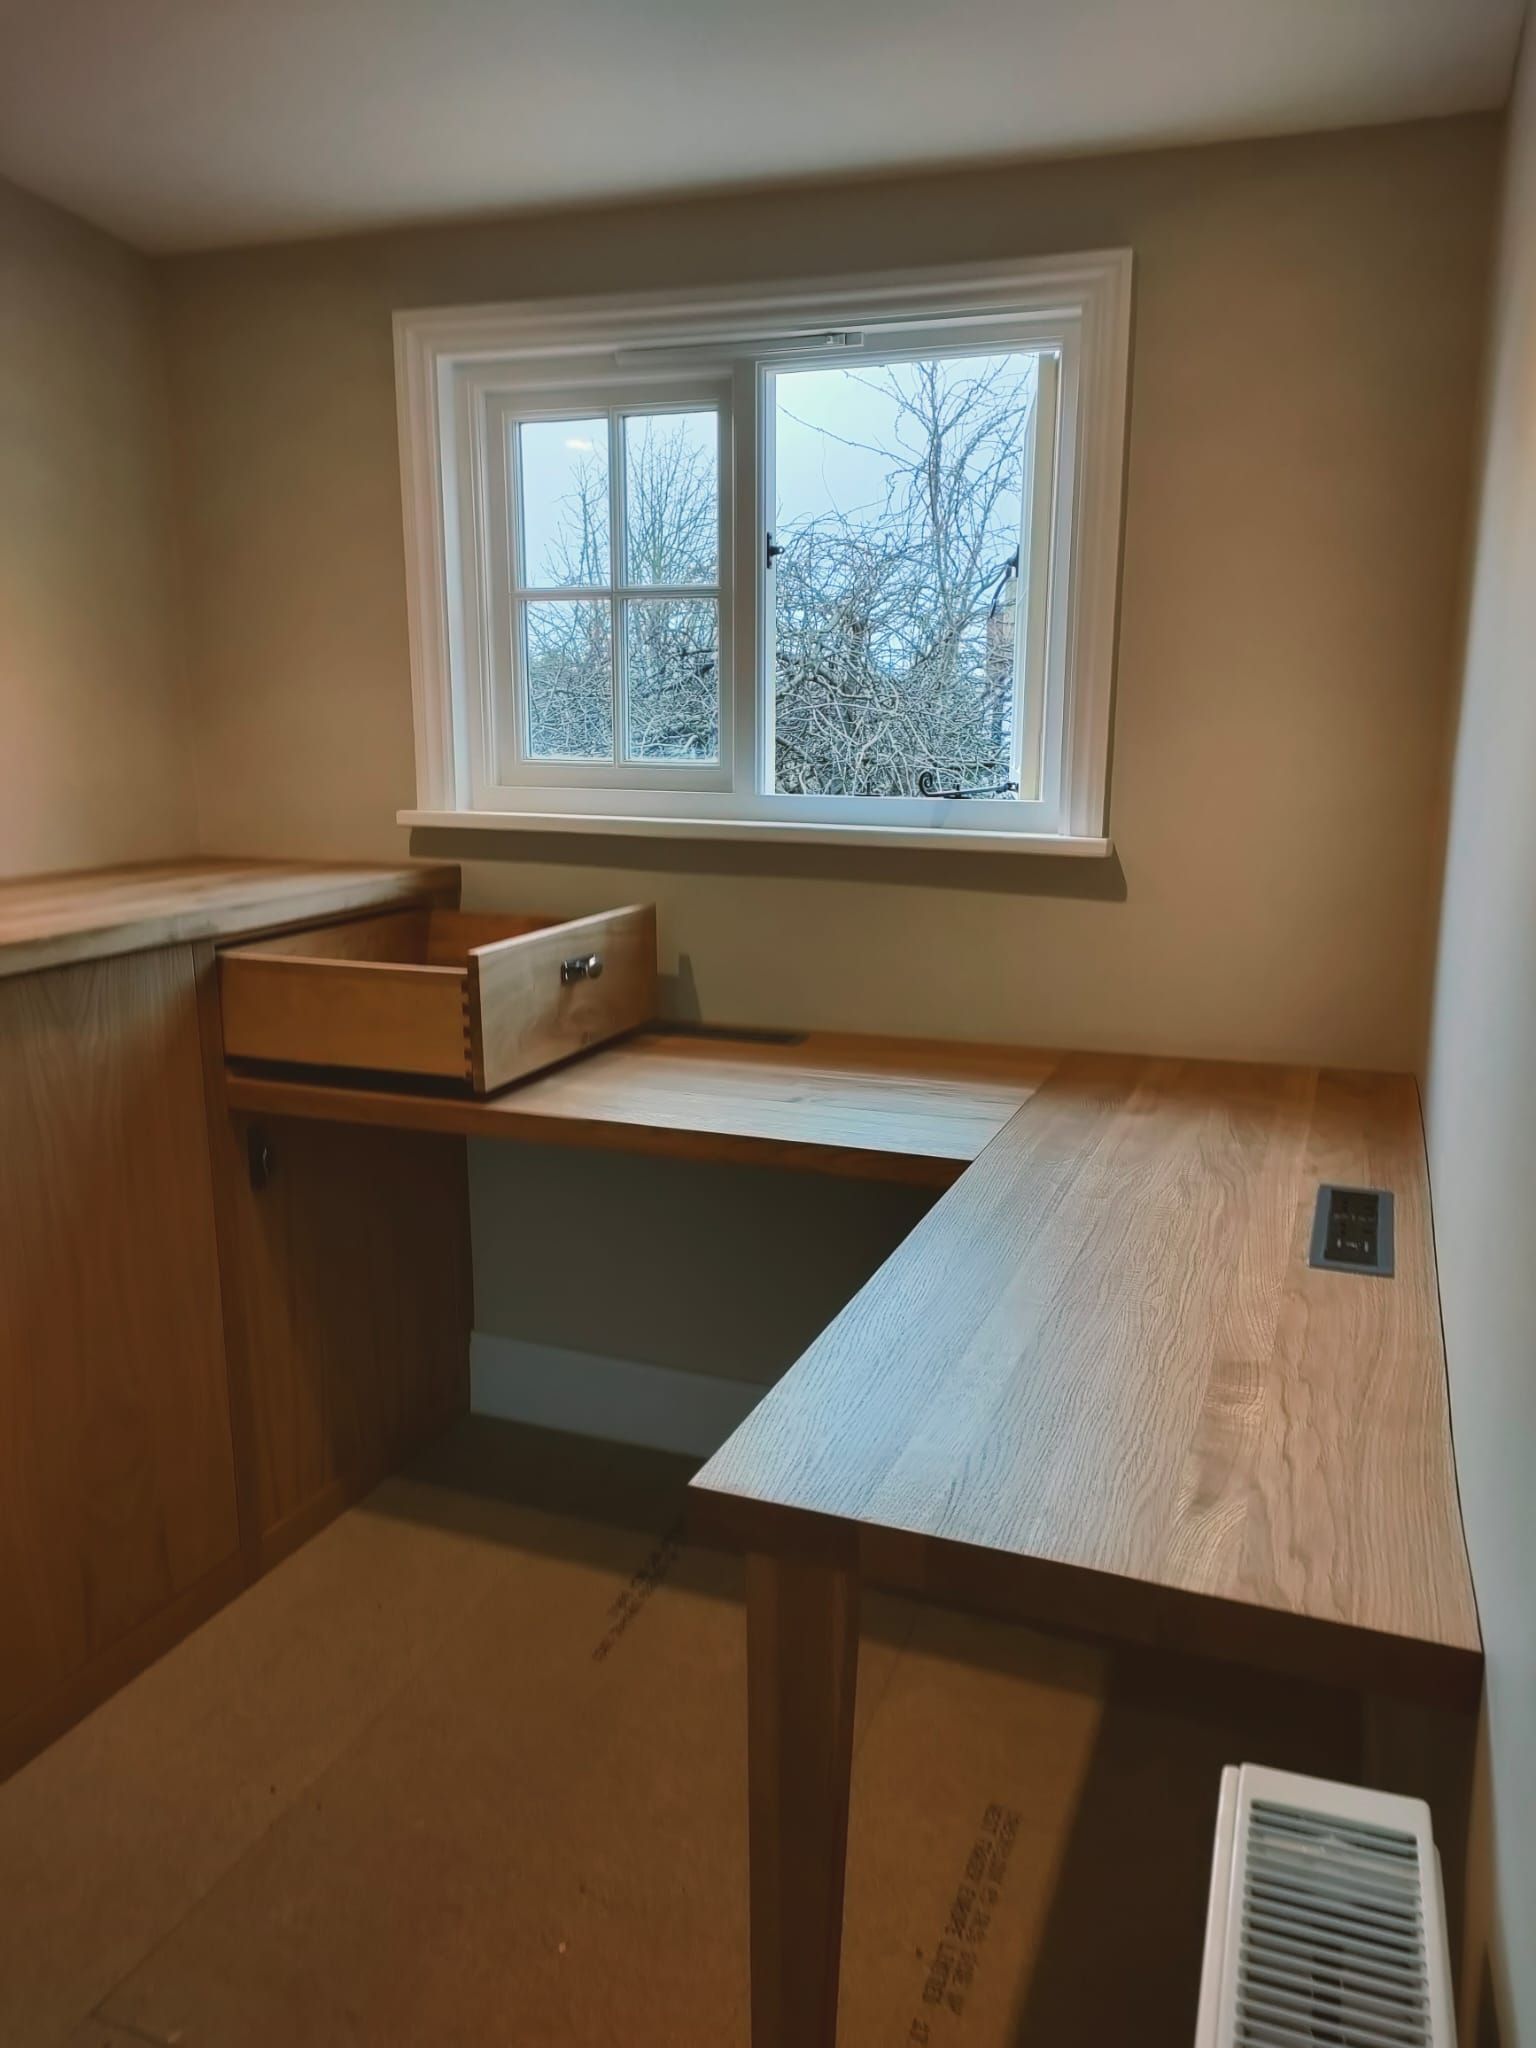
[0,859,1478,1704]
[1,860,1484,2048]
[235,1013,1479,1702]
[690,1050,1479,1706]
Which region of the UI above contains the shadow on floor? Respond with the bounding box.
[1005,1645,1364,2044]
[396,1411,703,1532]
[373,1415,1115,1686]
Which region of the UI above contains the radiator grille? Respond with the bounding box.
[1234,1799,1432,2047]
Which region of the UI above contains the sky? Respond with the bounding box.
[772,350,1039,556]
[511,346,1046,591]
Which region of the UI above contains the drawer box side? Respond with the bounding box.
[220,955,473,1081]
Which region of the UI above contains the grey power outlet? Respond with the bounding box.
[1309,1185,1394,1277]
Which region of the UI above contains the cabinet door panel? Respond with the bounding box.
[213,1114,471,1553]
[0,947,238,1728]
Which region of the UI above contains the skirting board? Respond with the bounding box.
[469,1332,770,1459]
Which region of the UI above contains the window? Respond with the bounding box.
[396,255,1130,851]
[490,397,727,776]
[770,348,1054,807]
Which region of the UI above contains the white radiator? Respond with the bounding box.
[1194,1764,1455,2048]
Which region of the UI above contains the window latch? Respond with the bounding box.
[918,768,1021,800]
[765,533,783,568]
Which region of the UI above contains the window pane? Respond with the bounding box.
[772,351,1040,798]
[516,417,609,587]
[623,411,718,585]
[523,600,613,759]
[624,599,719,762]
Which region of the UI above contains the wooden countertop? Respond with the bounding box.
[0,859,459,979]
[224,1029,1060,1186]
[218,984,1476,1701]
[9,859,1478,1720]
[691,1052,1481,1705]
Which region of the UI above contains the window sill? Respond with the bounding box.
[398,808,1114,858]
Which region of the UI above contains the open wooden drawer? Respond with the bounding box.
[219,904,656,1094]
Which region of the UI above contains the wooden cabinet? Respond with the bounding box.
[203,1083,471,1563]
[0,861,474,1777]
[0,946,240,1756]
[195,939,472,1565]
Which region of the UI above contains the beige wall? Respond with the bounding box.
[0,176,195,877]
[159,116,1498,1070]
[159,118,1501,1394]
[470,1142,932,1386]
[1425,33,1536,2048]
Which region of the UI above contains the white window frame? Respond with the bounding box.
[485,384,734,788]
[395,253,1131,856]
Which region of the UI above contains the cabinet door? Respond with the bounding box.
[204,1098,471,1563]
[0,947,239,1734]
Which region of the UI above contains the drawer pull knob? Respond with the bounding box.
[561,952,604,984]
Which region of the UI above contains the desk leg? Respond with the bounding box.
[745,1551,860,2048]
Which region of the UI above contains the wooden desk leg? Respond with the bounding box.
[745,1551,860,2048]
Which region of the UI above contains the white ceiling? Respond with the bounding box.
[0,0,1524,252]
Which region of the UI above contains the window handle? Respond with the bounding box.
[917,769,1021,800]
[561,953,604,984]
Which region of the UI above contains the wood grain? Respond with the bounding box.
[223,909,438,964]
[0,1551,248,1785]
[216,907,499,1083]
[224,1029,1060,1184]
[692,1054,1480,1705]
[0,947,240,1739]
[193,943,270,1565]
[219,952,474,1081]
[219,903,656,1093]
[746,1553,860,2048]
[0,859,458,980]
[468,903,657,1093]
[208,1111,472,1548]
[426,910,549,963]
[217,908,545,968]
[200,937,473,1568]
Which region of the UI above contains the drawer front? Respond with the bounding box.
[469,904,656,1093]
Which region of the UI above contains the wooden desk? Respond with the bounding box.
[0,853,1485,2035]
[221,1025,1479,2048]
[224,1028,1059,1186]
[688,1052,1479,2048]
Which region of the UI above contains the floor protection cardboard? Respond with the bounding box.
[10,1420,1362,2047]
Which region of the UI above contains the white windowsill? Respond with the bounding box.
[398,808,1114,858]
